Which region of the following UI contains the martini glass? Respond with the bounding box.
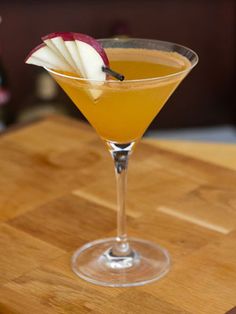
[47,38,198,287]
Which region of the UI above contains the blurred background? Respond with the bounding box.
[0,0,235,141]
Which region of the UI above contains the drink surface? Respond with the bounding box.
[107,48,188,80]
[52,48,190,143]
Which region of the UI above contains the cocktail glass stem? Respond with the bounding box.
[105,141,138,268]
[113,148,129,254]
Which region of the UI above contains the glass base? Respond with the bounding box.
[71,237,171,287]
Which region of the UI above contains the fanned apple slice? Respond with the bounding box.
[73,33,108,82]
[75,40,104,100]
[73,33,109,99]
[42,33,77,73]
[25,43,72,72]
[64,40,85,76]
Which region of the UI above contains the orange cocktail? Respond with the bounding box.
[52,48,190,143]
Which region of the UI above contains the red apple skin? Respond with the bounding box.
[42,32,109,67]
[42,32,74,42]
[24,42,46,63]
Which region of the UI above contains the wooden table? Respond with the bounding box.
[0,115,236,314]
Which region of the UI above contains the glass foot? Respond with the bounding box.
[71,237,171,287]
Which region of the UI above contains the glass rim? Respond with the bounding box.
[45,37,199,84]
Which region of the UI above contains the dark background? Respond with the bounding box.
[0,0,235,129]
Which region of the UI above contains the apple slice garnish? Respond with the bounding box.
[25,32,124,100]
[73,32,109,82]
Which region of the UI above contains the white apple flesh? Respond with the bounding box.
[42,38,58,55]
[25,55,60,70]
[64,40,85,76]
[25,43,73,72]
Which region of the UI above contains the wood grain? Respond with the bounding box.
[0,223,64,285]
[9,194,116,251]
[146,139,236,171]
[0,115,236,313]
[142,230,236,314]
